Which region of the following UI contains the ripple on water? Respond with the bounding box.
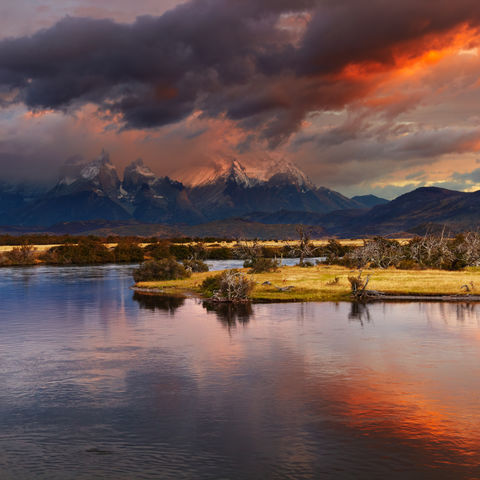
[1,265,480,479]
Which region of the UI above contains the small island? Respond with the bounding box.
[134,264,480,302]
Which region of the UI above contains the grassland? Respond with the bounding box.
[0,238,412,253]
[135,265,480,302]
[0,243,154,253]
[179,239,410,248]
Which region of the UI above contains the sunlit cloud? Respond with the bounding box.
[2,0,480,195]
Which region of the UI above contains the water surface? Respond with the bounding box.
[1,265,480,479]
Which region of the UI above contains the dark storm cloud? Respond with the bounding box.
[1,0,480,142]
[298,0,480,75]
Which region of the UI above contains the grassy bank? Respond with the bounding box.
[0,239,409,253]
[135,265,480,302]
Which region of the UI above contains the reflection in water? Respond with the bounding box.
[2,266,480,479]
[202,301,253,328]
[133,292,185,313]
[348,301,371,325]
[452,302,479,323]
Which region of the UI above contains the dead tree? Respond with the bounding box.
[234,238,262,262]
[290,225,315,266]
[348,271,371,300]
[211,270,254,302]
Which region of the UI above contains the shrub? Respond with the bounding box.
[41,239,114,265]
[397,259,422,270]
[113,242,144,263]
[261,246,283,258]
[201,274,223,297]
[169,244,191,260]
[188,242,207,260]
[144,241,172,260]
[183,259,209,272]
[133,258,191,282]
[201,269,254,302]
[4,243,37,265]
[298,260,314,267]
[325,239,347,258]
[243,257,280,273]
[206,246,234,260]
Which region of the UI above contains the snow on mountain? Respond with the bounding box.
[180,158,312,189]
[54,149,121,198]
[263,159,315,190]
[178,159,252,187]
[123,158,159,193]
[224,159,256,187]
[80,149,116,180]
[125,158,157,180]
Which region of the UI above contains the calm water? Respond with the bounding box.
[1,264,480,479]
[205,257,326,271]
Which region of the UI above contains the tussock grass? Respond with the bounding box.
[136,265,480,302]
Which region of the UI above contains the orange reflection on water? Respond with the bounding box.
[71,296,480,470]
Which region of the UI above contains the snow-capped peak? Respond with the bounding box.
[179,159,256,188]
[124,158,157,179]
[176,157,315,190]
[123,158,159,194]
[54,149,120,197]
[80,149,116,180]
[225,159,254,187]
[265,159,315,190]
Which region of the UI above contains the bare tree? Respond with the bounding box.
[348,237,402,268]
[211,270,254,302]
[234,238,262,262]
[348,271,370,299]
[290,225,315,266]
[188,241,207,261]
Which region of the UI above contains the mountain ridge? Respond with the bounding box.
[2,152,362,226]
[3,152,480,237]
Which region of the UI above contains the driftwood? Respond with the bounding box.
[274,285,295,292]
[260,280,294,292]
[348,271,371,299]
[360,293,480,302]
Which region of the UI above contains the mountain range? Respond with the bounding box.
[0,151,370,227]
[1,150,478,237]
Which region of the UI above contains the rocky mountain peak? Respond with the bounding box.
[123,158,158,194]
[225,159,254,187]
[265,160,315,190]
[53,150,120,197]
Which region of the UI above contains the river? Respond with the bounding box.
[0,264,479,479]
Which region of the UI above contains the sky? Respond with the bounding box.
[1,0,480,198]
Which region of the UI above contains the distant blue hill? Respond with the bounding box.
[351,194,388,208]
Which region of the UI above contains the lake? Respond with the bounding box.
[1,264,480,479]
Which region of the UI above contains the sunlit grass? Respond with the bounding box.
[136,265,480,302]
[0,238,410,254]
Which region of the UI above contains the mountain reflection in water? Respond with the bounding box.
[0,265,480,479]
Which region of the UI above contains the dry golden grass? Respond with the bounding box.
[179,239,411,248]
[0,242,153,253]
[0,244,63,253]
[0,238,410,256]
[136,264,480,302]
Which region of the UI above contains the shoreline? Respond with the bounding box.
[134,265,480,304]
[132,285,480,304]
